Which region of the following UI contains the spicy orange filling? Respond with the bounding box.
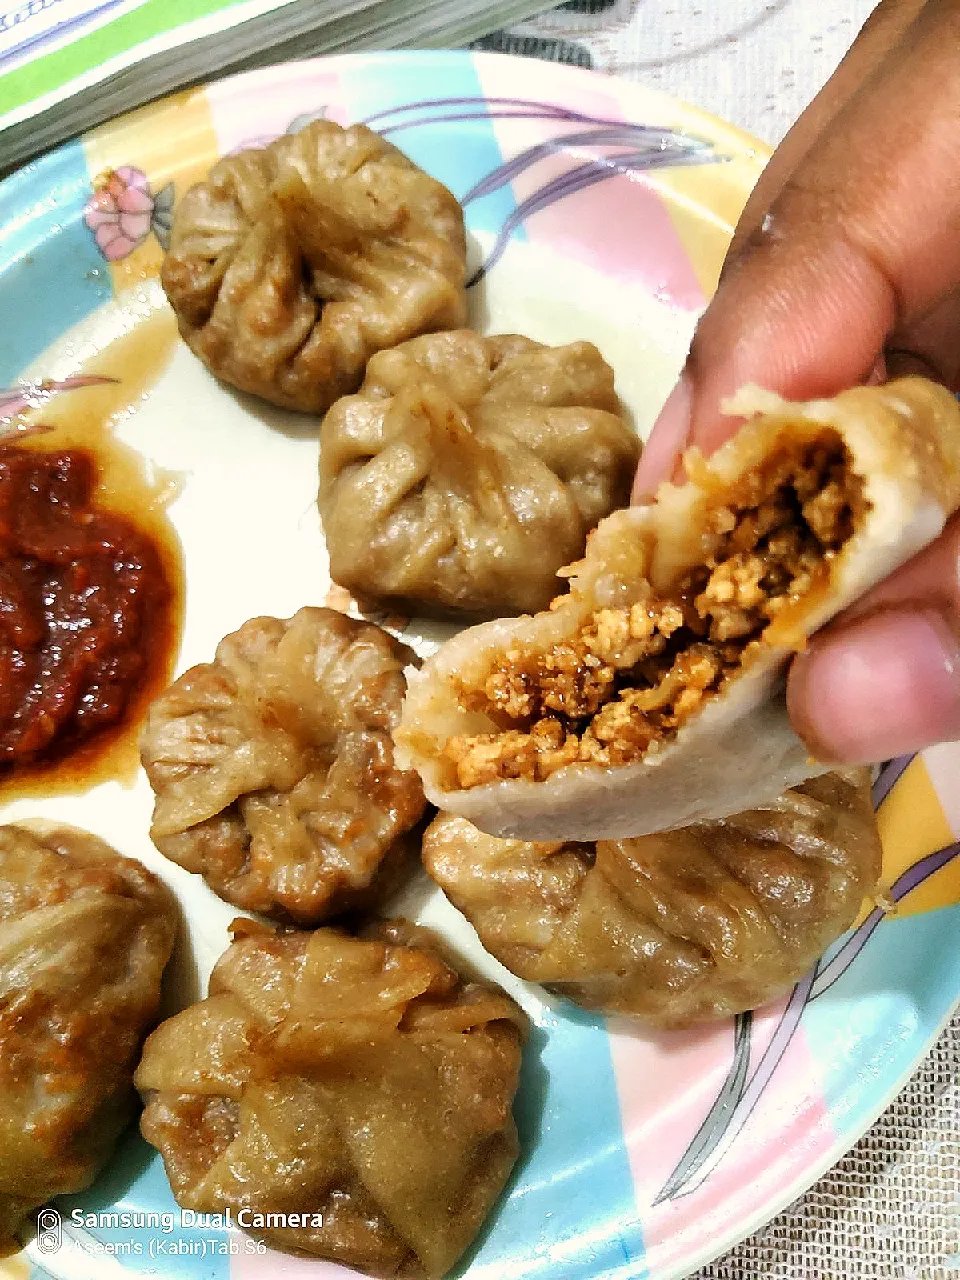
[445,434,868,788]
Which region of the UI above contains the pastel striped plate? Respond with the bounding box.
[1,49,957,1280]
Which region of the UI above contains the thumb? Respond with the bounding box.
[787,516,960,763]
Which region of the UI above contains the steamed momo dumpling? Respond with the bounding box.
[140,607,426,925]
[136,919,526,1279]
[318,330,639,620]
[0,824,176,1240]
[422,771,882,1026]
[161,121,468,413]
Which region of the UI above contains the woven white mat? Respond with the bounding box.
[474,3,960,1276]
[507,0,877,145]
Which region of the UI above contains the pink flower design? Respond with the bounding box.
[83,167,175,262]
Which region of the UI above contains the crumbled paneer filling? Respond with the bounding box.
[446,437,867,788]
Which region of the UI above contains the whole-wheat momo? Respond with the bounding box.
[141,607,425,924]
[319,330,639,620]
[422,771,881,1026]
[161,121,467,414]
[396,378,960,839]
[0,824,176,1241]
[136,919,526,1279]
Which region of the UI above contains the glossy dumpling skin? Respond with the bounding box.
[423,771,881,1027]
[141,607,426,925]
[136,919,527,1279]
[0,824,176,1241]
[319,330,639,620]
[161,121,468,413]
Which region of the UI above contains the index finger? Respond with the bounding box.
[634,0,960,498]
[729,0,928,259]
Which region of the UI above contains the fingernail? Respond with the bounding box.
[632,370,694,504]
[787,609,960,763]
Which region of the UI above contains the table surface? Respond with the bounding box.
[474,3,960,1277]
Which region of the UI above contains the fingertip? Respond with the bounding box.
[787,609,960,764]
[632,371,693,504]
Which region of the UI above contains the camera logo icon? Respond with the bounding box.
[36,1208,62,1254]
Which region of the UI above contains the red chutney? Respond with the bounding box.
[0,445,173,770]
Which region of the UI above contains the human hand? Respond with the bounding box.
[633,0,960,764]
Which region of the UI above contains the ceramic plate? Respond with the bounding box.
[1,49,958,1280]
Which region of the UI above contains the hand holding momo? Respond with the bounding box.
[633,0,960,765]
